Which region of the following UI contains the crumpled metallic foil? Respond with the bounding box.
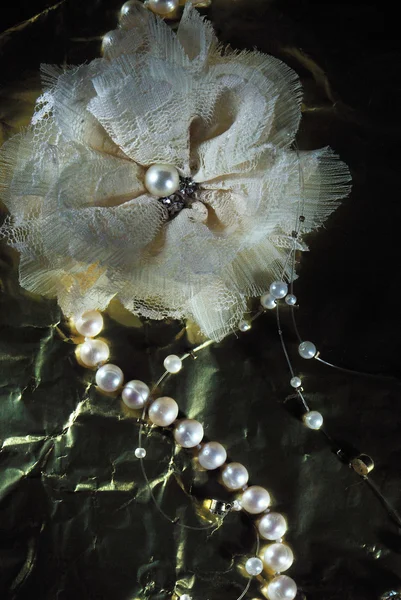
[1,1,401,600]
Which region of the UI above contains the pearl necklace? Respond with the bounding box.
[72,303,300,600]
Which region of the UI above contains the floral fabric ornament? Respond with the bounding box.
[0,3,350,340]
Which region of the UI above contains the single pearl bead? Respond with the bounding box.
[290,376,302,389]
[258,512,288,541]
[122,380,150,410]
[148,396,178,427]
[135,447,146,459]
[179,595,192,600]
[270,281,288,299]
[75,310,103,337]
[101,30,124,54]
[245,557,264,576]
[120,0,141,17]
[144,164,180,197]
[265,575,297,600]
[298,341,317,359]
[163,354,182,374]
[238,320,251,332]
[79,339,110,367]
[221,462,249,490]
[174,419,204,448]
[147,0,179,15]
[261,293,277,310]
[241,486,271,514]
[231,500,242,511]
[285,294,297,306]
[96,364,124,392]
[303,410,323,430]
[263,543,294,573]
[198,442,227,470]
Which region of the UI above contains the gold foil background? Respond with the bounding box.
[1,1,401,599]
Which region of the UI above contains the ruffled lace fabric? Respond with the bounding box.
[0,4,351,341]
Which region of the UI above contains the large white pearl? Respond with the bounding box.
[260,293,277,310]
[75,310,103,337]
[269,281,288,299]
[258,512,288,541]
[264,575,297,600]
[241,486,271,514]
[198,442,227,470]
[147,0,179,15]
[96,364,124,392]
[263,543,294,573]
[148,396,178,427]
[163,354,182,374]
[122,380,150,410]
[174,419,204,448]
[221,462,249,490]
[298,341,317,359]
[245,556,264,576]
[303,410,323,430]
[144,164,180,197]
[79,339,110,367]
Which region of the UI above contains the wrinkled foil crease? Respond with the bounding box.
[1,1,401,600]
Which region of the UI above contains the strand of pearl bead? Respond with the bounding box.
[259,286,324,433]
[72,311,298,599]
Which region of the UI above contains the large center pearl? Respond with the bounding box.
[144,164,180,197]
[147,0,179,16]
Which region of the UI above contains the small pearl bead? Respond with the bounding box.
[198,442,227,470]
[298,341,317,359]
[263,543,294,573]
[221,462,249,490]
[261,293,277,310]
[241,486,271,514]
[147,0,179,15]
[285,294,297,306]
[258,512,288,541]
[75,310,103,337]
[101,30,124,54]
[264,575,297,600]
[232,500,242,511]
[144,164,180,197]
[179,595,192,600]
[79,339,109,367]
[96,364,124,392]
[122,380,150,410]
[135,447,146,459]
[174,419,204,448]
[238,320,251,332]
[290,376,302,389]
[163,354,182,374]
[303,410,323,430]
[148,396,178,427]
[245,557,264,576]
[270,281,288,299]
[120,0,141,17]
